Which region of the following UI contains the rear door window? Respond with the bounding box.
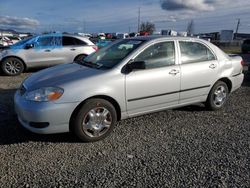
[62,36,76,46]
[179,41,216,64]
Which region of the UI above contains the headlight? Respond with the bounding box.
[24,87,64,102]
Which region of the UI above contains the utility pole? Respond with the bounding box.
[235,18,240,39]
[137,7,141,33]
[83,20,86,33]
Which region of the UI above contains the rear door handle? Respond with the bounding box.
[209,63,217,69]
[169,69,180,75]
[70,48,76,51]
[44,49,51,52]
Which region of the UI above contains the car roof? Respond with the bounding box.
[34,33,94,45]
[130,35,205,42]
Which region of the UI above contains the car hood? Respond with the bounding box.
[23,63,103,91]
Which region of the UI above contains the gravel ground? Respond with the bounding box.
[0,67,249,187]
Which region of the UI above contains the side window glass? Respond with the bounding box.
[134,41,175,69]
[180,41,216,64]
[63,36,75,46]
[36,37,54,47]
[74,38,87,45]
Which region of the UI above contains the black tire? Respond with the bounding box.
[205,81,229,111]
[72,98,117,142]
[1,57,24,76]
[74,54,87,62]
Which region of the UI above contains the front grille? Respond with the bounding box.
[19,84,26,96]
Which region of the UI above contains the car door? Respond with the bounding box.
[125,41,181,116]
[25,36,64,67]
[178,40,219,103]
[62,36,83,62]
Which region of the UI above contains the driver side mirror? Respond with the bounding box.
[24,43,34,49]
[122,60,146,74]
[128,61,146,70]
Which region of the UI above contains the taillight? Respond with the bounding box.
[241,60,245,66]
[92,46,98,51]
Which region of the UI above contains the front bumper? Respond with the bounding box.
[14,91,79,134]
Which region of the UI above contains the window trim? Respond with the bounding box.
[178,40,218,65]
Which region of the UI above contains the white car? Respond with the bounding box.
[7,36,22,44]
[0,36,13,46]
[0,33,98,76]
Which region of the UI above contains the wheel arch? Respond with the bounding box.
[1,56,27,70]
[216,77,232,93]
[73,54,88,61]
[69,95,121,131]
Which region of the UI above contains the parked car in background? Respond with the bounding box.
[7,36,22,44]
[14,36,244,142]
[0,33,98,76]
[98,33,106,40]
[0,36,13,46]
[241,39,250,54]
[116,33,129,39]
[96,39,113,48]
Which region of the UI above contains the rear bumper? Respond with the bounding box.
[230,73,244,92]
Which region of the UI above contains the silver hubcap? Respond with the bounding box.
[82,107,112,138]
[213,85,227,107]
[5,60,21,74]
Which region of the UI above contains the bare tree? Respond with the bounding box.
[140,22,155,34]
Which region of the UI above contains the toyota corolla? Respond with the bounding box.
[14,36,244,142]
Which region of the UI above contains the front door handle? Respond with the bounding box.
[169,69,180,75]
[209,63,217,69]
[44,49,51,52]
[70,48,76,51]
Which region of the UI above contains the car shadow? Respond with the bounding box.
[173,103,207,112]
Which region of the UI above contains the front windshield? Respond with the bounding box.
[83,39,144,69]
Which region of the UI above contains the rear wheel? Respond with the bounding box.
[72,99,117,142]
[1,57,24,76]
[74,54,87,62]
[206,81,229,110]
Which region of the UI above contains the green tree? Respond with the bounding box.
[140,22,155,34]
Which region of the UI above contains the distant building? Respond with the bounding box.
[220,30,234,42]
[234,33,250,40]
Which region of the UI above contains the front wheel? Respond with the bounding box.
[1,57,24,76]
[206,81,229,110]
[72,99,117,142]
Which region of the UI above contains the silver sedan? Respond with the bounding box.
[15,36,244,142]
